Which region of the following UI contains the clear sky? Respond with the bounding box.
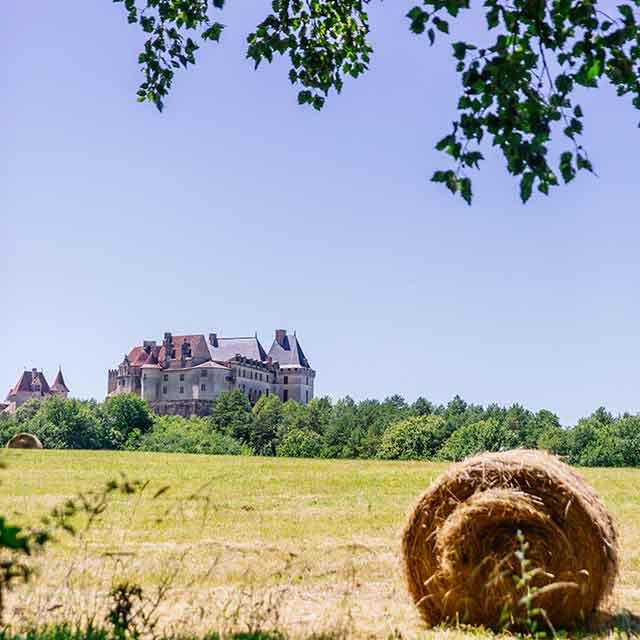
[2,1,639,426]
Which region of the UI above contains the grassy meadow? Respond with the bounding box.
[1,450,639,639]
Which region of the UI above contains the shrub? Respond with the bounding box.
[378,416,446,460]
[438,419,520,461]
[276,428,323,458]
[139,416,251,455]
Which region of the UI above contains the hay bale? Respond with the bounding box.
[401,449,618,630]
[6,432,43,449]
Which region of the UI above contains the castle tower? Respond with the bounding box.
[141,351,162,402]
[50,368,70,398]
[268,330,315,404]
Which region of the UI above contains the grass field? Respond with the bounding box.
[1,450,639,639]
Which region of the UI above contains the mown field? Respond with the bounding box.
[1,450,639,639]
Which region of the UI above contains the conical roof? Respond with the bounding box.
[50,368,70,393]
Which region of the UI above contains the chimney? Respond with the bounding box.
[163,332,172,365]
[209,333,218,347]
[275,329,287,346]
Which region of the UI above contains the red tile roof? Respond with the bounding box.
[158,334,210,362]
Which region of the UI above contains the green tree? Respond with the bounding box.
[439,418,519,461]
[412,397,435,416]
[276,428,324,458]
[14,399,43,425]
[575,423,626,467]
[537,423,570,456]
[251,395,284,456]
[378,415,446,460]
[23,397,104,450]
[100,394,154,449]
[114,0,640,203]
[210,390,254,443]
[322,396,362,459]
[614,416,640,466]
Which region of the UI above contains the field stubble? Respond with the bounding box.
[1,451,639,639]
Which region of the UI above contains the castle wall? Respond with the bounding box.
[148,399,215,417]
[277,367,315,404]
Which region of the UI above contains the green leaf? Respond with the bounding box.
[519,172,534,203]
[433,17,450,34]
[460,177,472,204]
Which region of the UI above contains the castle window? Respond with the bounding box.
[284,376,288,385]
[283,389,288,402]
[266,389,269,396]
[179,373,185,381]
[163,386,167,394]
[201,370,208,378]
[201,384,206,392]
[163,374,168,381]
[306,377,309,385]
[306,390,309,402]
[179,385,184,394]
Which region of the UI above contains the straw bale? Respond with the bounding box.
[7,432,43,449]
[401,449,618,629]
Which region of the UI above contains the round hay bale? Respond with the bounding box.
[401,449,618,630]
[6,432,43,449]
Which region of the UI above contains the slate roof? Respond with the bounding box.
[268,333,311,368]
[51,369,70,393]
[7,370,50,398]
[208,336,269,363]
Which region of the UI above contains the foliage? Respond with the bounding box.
[209,390,254,443]
[499,530,549,635]
[99,395,155,450]
[438,418,520,461]
[276,428,323,458]
[251,395,284,456]
[20,397,105,450]
[2,392,640,466]
[139,415,251,455]
[377,415,446,460]
[114,0,640,204]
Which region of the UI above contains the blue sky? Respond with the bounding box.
[2,1,639,425]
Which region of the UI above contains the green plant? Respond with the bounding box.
[107,582,145,640]
[500,530,553,638]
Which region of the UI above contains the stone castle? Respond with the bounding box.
[108,330,315,416]
[1,368,70,413]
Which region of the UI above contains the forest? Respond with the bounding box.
[2,391,639,467]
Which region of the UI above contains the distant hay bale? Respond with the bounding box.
[6,432,43,449]
[401,449,618,630]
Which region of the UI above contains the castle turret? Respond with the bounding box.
[50,368,70,398]
[141,353,162,403]
[268,330,315,404]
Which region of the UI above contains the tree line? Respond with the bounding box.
[1,392,639,466]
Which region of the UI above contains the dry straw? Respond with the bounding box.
[401,449,618,630]
[6,433,43,449]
